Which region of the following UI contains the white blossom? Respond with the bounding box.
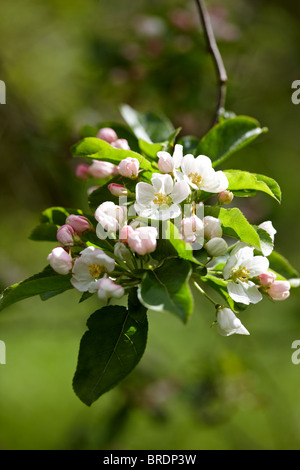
[216,308,250,336]
[134,173,190,221]
[176,154,228,193]
[71,246,115,293]
[223,242,269,305]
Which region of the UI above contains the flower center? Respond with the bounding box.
[232,266,250,283]
[88,263,102,279]
[153,192,171,206]
[188,172,202,187]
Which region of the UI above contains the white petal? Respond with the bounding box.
[223,254,239,280]
[227,281,251,305]
[151,173,174,195]
[170,180,191,204]
[194,154,213,176]
[244,256,269,277]
[202,170,229,193]
[241,280,263,304]
[172,144,183,168]
[135,182,155,206]
[181,154,197,176]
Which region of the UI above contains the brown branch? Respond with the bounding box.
[194,0,228,127]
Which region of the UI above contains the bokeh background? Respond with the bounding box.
[0,0,300,450]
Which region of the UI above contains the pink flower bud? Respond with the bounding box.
[97,127,118,143]
[203,216,222,240]
[267,281,290,301]
[88,160,116,178]
[181,215,203,243]
[108,183,128,197]
[65,215,91,235]
[96,277,125,300]
[75,163,90,179]
[111,138,131,150]
[158,154,175,174]
[218,190,234,205]
[119,224,134,244]
[128,226,158,255]
[47,247,73,275]
[118,157,139,178]
[258,271,277,287]
[56,224,76,246]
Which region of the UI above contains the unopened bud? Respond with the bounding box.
[205,237,228,257]
[75,164,90,179]
[47,247,73,275]
[108,183,128,197]
[97,127,118,143]
[88,160,116,179]
[65,214,91,235]
[56,224,77,246]
[118,157,139,178]
[218,190,233,205]
[203,216,222,240]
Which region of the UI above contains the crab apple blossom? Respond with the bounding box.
[157,144,183,174]
[71,246,115,293]
[128,226,158,255]
[47,247,73,275]
[65,215,91,235]
[216,308,250,336]
[203,216,222,240]
[205,237,228,257]
[117,157,139,178]
[134,173,190,221]
[95,201,127,234]
[108,183,128,197]
[176,154,228,193]
[181,215,204,243]
[94,277,125,301]
[267,280,290,301]
[56,224,77,246]
[223,242,269,305]
[96,127,118,143]
[88,160,116,179]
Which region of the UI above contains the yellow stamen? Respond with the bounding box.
[232,267,250,283]
[188,172,202,187]
[153,193,171,206]
[89,264,102,279]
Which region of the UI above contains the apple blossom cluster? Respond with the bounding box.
[44,126,294,338]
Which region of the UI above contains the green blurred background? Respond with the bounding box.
[0,0,300,450]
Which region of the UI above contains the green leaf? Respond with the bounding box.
[71,137,152,171]
[138,258,193,323]
[195,116,268,167]
[225,170,281,203]
[0,266,73,312]
[120,104,175,143]
[72,305,148,406]
[253,225,274,257]
[40,206,86,225]
[204,206,261,250]
[267,251,299,280]
[29,223,58,242]
[138,139,163,160]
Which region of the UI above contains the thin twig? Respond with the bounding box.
[194,0,228,127]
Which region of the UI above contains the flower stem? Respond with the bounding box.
[193,280,219,307]
[194,0,228,128]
